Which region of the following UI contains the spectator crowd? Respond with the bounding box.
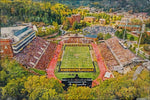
[14,37,57,70]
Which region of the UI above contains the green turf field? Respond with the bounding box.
[61,46,93,68]
[55,62,100,80]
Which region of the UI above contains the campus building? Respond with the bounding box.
[0,39,14,58]
[84,17,96,23]
[0,24,36,58]
[99,19,106,25]
[116,18,141,31]
[66,14,81,25]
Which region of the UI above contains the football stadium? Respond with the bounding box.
[0,24,145,87]
[1,1,150,99]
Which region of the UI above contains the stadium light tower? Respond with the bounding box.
[136,18,145,56]
[0,9,1,37]
[123,19,128,40]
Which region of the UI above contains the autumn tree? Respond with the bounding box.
[104,33,112,40]
[63,19,70,30]
[0,58,29,86]
[1,77,27,100]
[130,36,134,41]
[52,21,59,31]
[97,33,104,40]
[24,76,64,99]
[72,21,79,30]
[66,84,95,99]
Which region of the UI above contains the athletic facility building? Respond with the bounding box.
[0,25,36,55]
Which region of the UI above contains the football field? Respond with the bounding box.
[61,46,93,68]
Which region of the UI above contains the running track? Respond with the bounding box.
[91,43,107,87]
[46,42,63,82]
[47,42,110,86]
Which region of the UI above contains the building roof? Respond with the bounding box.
[84,16,95,18]
[1,26,34,44]
[0,39,14,58]
[14,26,29,36]
[1,26,26,39]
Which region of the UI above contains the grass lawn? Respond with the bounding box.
[61,46,93,68]
[30,68,46,75]
[146,27,150,31]
[127,33,139,41]
[55,62,100,80]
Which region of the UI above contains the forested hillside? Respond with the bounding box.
[0,0,150,27]
[0,0,74,26]
[0,58,149,100]
[34,0,150,14]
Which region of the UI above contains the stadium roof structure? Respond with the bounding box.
[1,26,26,39]
[14,26,29,36]
[0,26,33,43]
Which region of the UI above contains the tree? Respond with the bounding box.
[115,30,120,37]
[104,33,112,40]
[29,88,57,100]
[0,58,29,85]
[81,21,86,27]
[130,36,134,41]
[116,87,137,100]
[72,21,79,30]
[144,45,150,51]
[94,69,150,99]
[24,76,64,100]
[97,33,103,40]
[66,84,94,99]
[1,77,27,100]
[24,76,64,94]
[52,21,59,31]
[0,70,8,86]
[115,30,127,39]
[109,8,113,13]
[140,33,150,44]
[63,19,70,30]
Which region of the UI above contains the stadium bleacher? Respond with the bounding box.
[63,37,93,44]
[35,42,57,70]
[98,42,119,70]
[106,37,136,66]
[14,37,57,70]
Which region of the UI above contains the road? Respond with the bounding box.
[59,25,72,35]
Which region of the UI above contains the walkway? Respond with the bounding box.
[46,41,63,81]
[91,43,107,87]
[42,32,58,39]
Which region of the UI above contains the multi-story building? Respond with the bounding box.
[99,19,106,25]
[116,18,141,31]
[0,25,36,58]
[0,39,14,58]
[66,14,81,25]
[84,17,96,23]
